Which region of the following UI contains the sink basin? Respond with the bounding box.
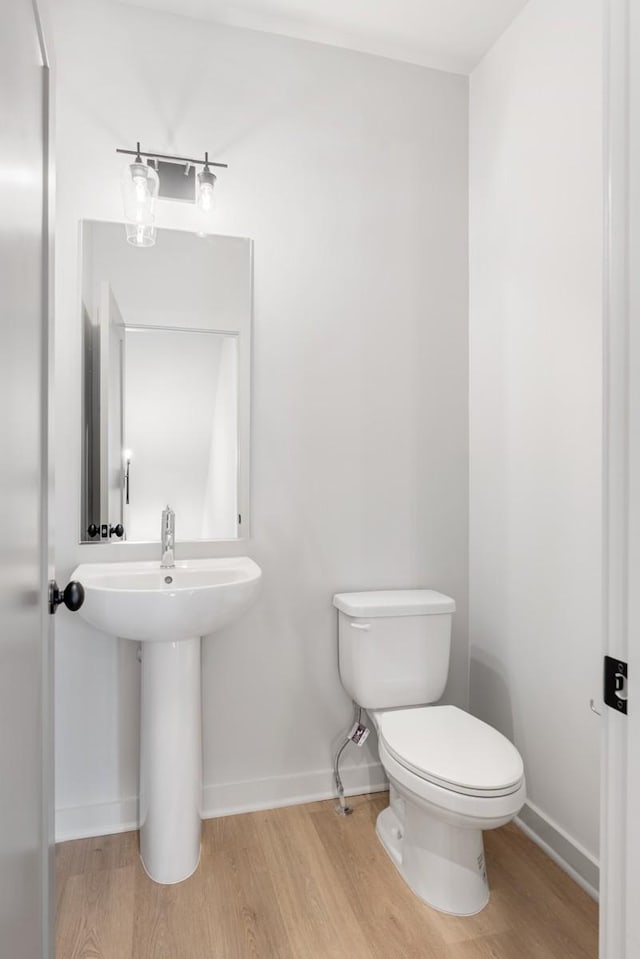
[70,556,262,885]
[71,557,262,642]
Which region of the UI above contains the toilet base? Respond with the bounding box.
[376,801,490,916]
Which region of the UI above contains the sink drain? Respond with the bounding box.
[164,575,173,584]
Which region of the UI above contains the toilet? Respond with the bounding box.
[333,589,526,917]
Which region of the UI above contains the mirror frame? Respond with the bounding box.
[77,219,253,548]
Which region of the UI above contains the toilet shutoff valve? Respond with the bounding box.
[348,722,370,746]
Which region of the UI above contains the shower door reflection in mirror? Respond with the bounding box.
[80,221,252,543]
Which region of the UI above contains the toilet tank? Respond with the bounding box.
[333,590,456,710]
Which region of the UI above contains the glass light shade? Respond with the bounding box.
[197,167,216,213]
[121,160,159,225]
[125,222,156,247]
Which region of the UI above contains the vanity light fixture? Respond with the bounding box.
[116,143,228,244]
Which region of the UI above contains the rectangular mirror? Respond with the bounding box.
[80,221,252,544]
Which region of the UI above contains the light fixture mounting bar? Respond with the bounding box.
[116,147,228,170]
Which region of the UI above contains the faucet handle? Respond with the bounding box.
[160,505,176,568]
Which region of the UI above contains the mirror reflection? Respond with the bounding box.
[80,221,252,544]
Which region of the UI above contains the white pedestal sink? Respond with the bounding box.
[71,557,262,884]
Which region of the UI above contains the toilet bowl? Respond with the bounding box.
[333,589,526,916]
[370,705,525,915]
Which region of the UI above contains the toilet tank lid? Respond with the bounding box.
[332,589,456,618]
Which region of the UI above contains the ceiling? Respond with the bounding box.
[117,0,530,75]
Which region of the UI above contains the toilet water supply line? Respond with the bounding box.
[334,703,370,815]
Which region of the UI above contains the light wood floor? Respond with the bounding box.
[56,793,598,959]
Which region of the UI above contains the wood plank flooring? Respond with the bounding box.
[56,793,598,959]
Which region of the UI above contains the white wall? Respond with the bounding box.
[85,223,252,333]
[469,0,602,861]
[53,0,469,837]
[123,330,231,541]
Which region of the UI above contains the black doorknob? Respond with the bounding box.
[49,580,85,615]
[110,524,125,539]
[87,524,99,538]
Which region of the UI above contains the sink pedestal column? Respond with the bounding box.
[139,637,202,884]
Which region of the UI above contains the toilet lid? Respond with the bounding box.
[379,706,524,797]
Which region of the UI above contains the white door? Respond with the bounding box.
[626,1,640,924]
[0,2,54,957]
[601,1,640,956]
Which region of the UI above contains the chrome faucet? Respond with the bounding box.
[160,505,175,568]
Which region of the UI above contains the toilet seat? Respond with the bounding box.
[378,736,527,826]
[377,705,524,798]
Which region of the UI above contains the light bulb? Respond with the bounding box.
[133,173,150,206]
[199,181,214,211]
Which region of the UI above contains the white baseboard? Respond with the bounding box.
[55,797,139,843]
[515,800,599,901]
[55,762,388,843]
[201,762,387,819]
